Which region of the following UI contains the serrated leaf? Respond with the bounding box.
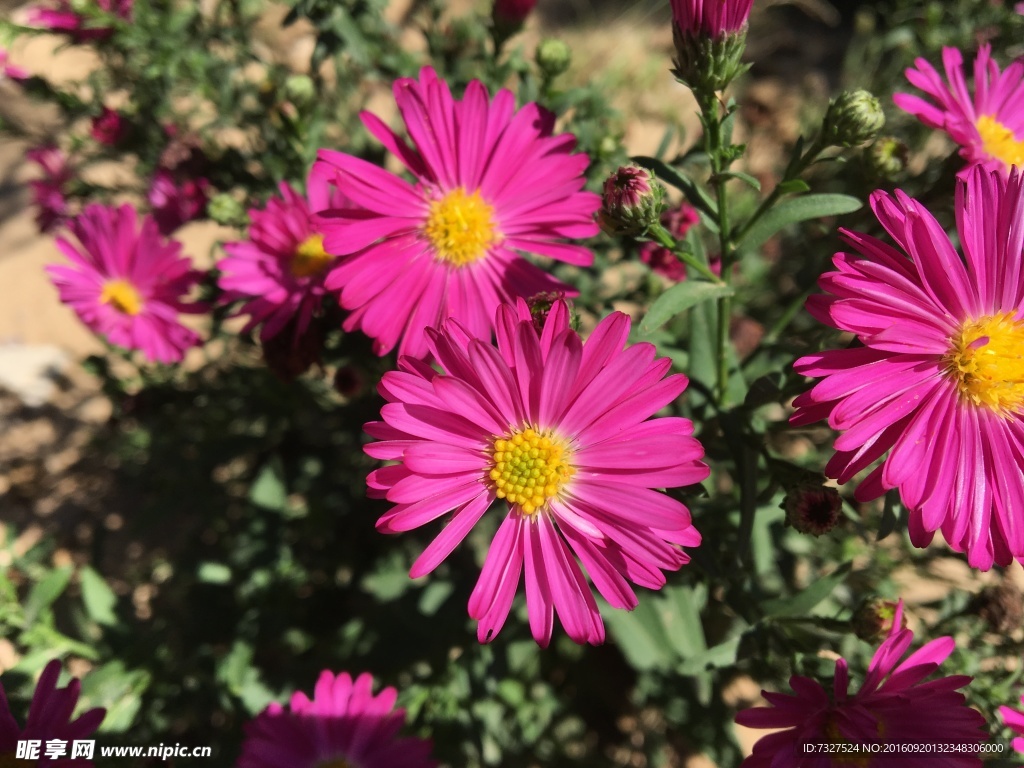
[80,567,118,627]
[761,562,853,618]
[738,194,863,250]
[640,281,734,335]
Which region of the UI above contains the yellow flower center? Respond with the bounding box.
[424,188,497,267]
[291,234,333,278]
[100,278,143,316]
[946,311,1024,415]
[977,115,1024,170]
[488,427,574,515]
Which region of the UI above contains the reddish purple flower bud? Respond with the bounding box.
[0,48,29,81]
[26,145,73,233]
[148,169,210,235]
[638,202,700,282]
[91,106,128,146]
[783,482,843,536]
[27,0,132,42]
[492,0,537,27]
[670,0,754,38]
[598,165,664,236]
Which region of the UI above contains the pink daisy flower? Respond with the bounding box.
[894,45,1024,176]
[792,166,1024,569]
[27,0,132,41]
[46,203,206,363]
[365,299,708,647]
[147,168,210,235]
[0,659,106,767]
[218,169,345,341]
[237,670,435,768]
[669,0,755,37]
[999,695,1024,753]
[736,601,986,767]
[314,66,599,360]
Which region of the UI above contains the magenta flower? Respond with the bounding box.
[365,299,707,647]
[90,107,127,146]
[218,169,345,341]
[147,168,209,235]
[237,671,435,768]
[492,0,537,26]
[0,48,29,81]
[999,695,1024,753]
[26,145,72,234]
[27,0,132,41]
[314,66,599,359]
[670,0,754,37]
[736,601,986,767]
[638,202,700,282]
[0,659,105,767]
[792,166,1024,569]
[895,45,1024,176]
[46,204,206,363]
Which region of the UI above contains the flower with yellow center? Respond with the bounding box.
[946,311,1024,416]
[291,234,333,278]
[488,427,574,515]
[100,278,143,316]
[977,115,1024,171]
[424,188,497,267]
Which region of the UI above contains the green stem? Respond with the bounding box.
[647,223,724,285]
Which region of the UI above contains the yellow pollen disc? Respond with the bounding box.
[292,233,333,278]
[946,311,1024,415]
[100,278,143,316]
[424,188,497,267]
[488,427,574,515]
[977,115,1024,170]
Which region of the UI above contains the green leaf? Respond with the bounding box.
[197,562,232,584]
[677,635,741,675]
[25,566,73,626]
[250,456,287,511]
[716,170,761,191]
[738,194,863,250]
[604,599,674,671]
[660,585,707,659]
[632,155,718,217]
[776,179,810,195]
[761,562,853,618]
[640,281,734,335]
[78,662,151,733]
[80,567,118,627]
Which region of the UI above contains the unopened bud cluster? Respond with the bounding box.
[823,89,885,148]
[598,165,665,237]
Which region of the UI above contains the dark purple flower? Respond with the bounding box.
[26,145,73,234]
[147,169,210,235]
[90,107,127,146]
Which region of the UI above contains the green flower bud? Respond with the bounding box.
[672,27,749,93]
[851,598,905,642]
[598,165,665,237]
[284,74,316,105]
[535,38,571,78]
[822,89,885,148]
[865,136,909,180]
[207,193,247,227]
[782,481,842,536]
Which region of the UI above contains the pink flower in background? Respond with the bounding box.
[26,145,73,233]
[1000,695,1024,753]
[670,0,755,37]
[27,0,132,41]
[638,202,700,281]
[90,107,127,146]
[736,601,986,767]
[895,45,1024,176]
[0,660,105,767]
[492,0,537,27]
[218,168,346,341]
[46,203,206,363]
[238,671,435,768]
[314,66,599,359]
[792,166,1024,569]
[0,48,29,81]
[365,299,707,647]
[148,169,210,235]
